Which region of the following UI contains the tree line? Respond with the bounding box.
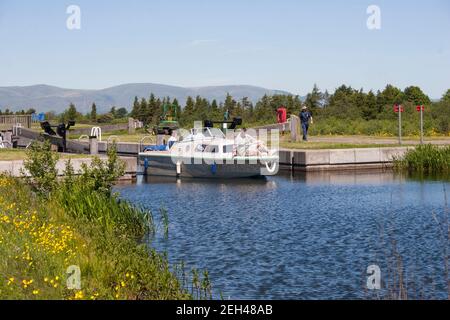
[5,84,449,135]
[306,84,450,134]
[120,84,449,133]
[0,108,36,115]
[126,92,304,127]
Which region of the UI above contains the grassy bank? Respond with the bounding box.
[308,118,449,137]
[0,142,208,300]
[280,141,408,150]
[393,144,450,175]
[68,128,155,143]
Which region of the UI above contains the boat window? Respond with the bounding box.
[209,128,226,139]
[195,144,205,152]
[223,145,234,153]
[204,145,219,153]
[202,128,212,138]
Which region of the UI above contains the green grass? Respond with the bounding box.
[393,144,450,175]
[280,141,409,150]
[69,129,156,143]
[0,175,195,300]
[0,143,211,300]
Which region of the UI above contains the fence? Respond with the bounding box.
[0,115,32,131]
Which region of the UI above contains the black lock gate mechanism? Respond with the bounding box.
[40,120,76,152]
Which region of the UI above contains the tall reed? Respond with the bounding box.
[393,144,450,175]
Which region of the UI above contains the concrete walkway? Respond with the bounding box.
[279,146,410,171]
[0,156,137,180]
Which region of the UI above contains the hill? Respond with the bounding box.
[0,83,292,113]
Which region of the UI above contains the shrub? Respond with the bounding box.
[21,140,59,198]
[1,143,201,300]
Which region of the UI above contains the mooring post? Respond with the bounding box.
[290,115,301,142]
[128,117,136,135]
[89,136,99,155]
[3,132,12,148]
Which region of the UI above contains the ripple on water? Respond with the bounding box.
[115,173,450,300]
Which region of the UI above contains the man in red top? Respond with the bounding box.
[277,107,287,124]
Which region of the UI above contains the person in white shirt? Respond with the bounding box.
[234,128,270,157]
[236,128,264,156]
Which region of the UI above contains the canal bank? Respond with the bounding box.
[4,129,414,175]
[72,140,412,172]
[1,146,410,178]
[278,147,410,171]
[7,127,429,173]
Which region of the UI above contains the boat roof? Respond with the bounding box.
[182,127,226,142]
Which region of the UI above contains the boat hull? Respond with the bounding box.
[138,153,277,178]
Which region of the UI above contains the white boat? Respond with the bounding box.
[138,127,279,179]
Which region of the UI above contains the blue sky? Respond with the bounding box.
[0,0,449,98]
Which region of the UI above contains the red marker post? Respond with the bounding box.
[416,105,425,144]
[394,105,404,145]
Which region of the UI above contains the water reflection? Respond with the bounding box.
[285,169,405,185]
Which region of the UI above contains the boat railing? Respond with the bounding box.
[139,135,156,152]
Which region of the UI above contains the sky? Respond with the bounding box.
[0,0,449,98]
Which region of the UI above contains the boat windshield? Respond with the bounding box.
[180,127,226,142]
[191,128,225,139]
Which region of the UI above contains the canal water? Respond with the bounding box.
[115,171,450,300]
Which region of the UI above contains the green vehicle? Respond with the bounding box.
[153,103,179,135]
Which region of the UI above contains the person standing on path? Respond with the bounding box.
[299,106,313,141]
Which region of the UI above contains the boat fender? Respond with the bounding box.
[211,163,217,175]
[176,161,182,176]
[265,161,277,174]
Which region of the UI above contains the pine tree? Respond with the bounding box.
[404,86,431,106]
[66,103,78,121]
[139,98,148,123]
[182,96,195,125]
[173,98,181,120]
[240,97,252,118]
[210,99,221,120]
[253,94,273,122]
[361,90,377,120]
[155,98,162,123]
[304,84,323,115]
[224,93,236,117]
[131,96,140,118]
[377,85,404,107]
[193,96,209,120]
[110,106,117,119]
[147,94,157,124]
[442,89,450,104]
[90,103,97,122]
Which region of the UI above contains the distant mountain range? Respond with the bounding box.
[0,83,292,113]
